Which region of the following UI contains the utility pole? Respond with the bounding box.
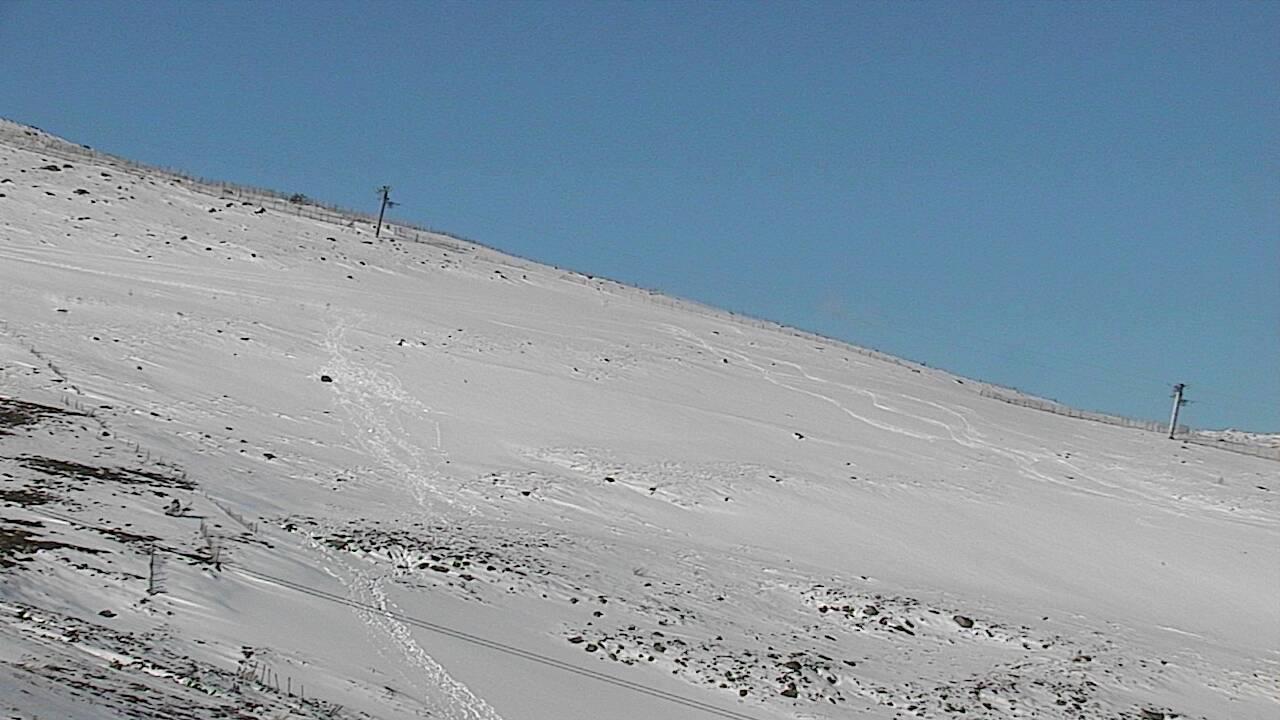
[147,545,162,595]
[375,185,396,238]
[1167,383,1187,439]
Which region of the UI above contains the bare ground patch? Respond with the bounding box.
[0,519,102,568]
[15,455,194,490]
[0,396,83,435]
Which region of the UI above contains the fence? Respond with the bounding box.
[1180,434,1280,461]
[7,118,1276,462]
[977,387,1184,434]
[978,387,1280,462]
[0,117,469,247]
[3,118,923,360]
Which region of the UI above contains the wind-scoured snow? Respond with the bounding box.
[0,120,1276,720]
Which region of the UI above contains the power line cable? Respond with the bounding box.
[402,207,1240,404]
[91,145,1245,417]
[29,508,764,720]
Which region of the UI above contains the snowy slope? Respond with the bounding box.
[0,120,1276,720]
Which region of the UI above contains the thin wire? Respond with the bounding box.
[30,509,764,720]
[404,208,1255,409]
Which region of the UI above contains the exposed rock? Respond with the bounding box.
[952,614,974,628]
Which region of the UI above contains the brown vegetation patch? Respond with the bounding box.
[0,486,58,506]
[0,397,80,435]
[0,520,101,568]
[16,456,194,490]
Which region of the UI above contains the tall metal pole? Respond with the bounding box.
[375,185,392,238]
[1167,383,1186,439]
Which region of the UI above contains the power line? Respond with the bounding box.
[422,208,1266,419]
[402,207,1246,408]
[29,509,764,720]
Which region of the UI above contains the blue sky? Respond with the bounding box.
[2,1,1276,430]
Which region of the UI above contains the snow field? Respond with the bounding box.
[0,122,1277,719]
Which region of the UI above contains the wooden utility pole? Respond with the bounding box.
[1167,383,1187,439]
[375,185,395,238]
[147,545,162,595]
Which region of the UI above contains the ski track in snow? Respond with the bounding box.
[0,243,280,304]
[318,318,504,720]
[666,324,1199,507]
[3,129,1277,720]
[322,318,463,514]
[350,562,504,720]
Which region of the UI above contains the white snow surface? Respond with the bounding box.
[0,121,1276,720]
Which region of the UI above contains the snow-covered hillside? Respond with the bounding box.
[0,120,1275,720]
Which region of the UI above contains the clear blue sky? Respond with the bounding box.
[2,1,1276,431]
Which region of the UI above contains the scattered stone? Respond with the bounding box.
[1140,710,1165,720]
[319,375,333,383]
[98,609,116,618]
[780,685,798,698]
[863,605,879,616]
[567,636,585,644]
[953,614,974,629]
